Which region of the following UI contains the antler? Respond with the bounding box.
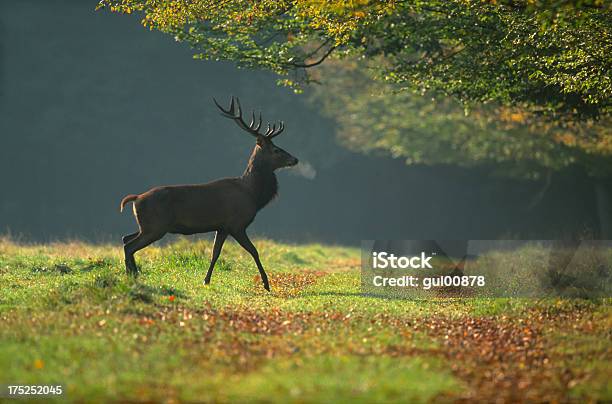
[213,96,285,138]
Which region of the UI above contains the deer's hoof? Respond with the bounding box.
[126,267,139,278]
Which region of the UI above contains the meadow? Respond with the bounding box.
[0,237,610,403]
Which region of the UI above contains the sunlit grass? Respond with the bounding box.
[0,237,609,402]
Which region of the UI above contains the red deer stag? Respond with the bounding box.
[119,97,298,291]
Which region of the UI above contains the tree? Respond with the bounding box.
[98,0,611,123]
[305,60,612,237]
[309,60,599,178]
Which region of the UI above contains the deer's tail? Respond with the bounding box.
[120,194,139,212]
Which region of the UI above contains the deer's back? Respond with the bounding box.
[134,178,257,234]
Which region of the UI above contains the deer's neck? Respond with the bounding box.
[242,160,278,211]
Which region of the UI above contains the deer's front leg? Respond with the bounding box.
[232,230,270,291]
[204,230,228,285]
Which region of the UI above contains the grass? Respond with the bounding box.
[0,237,610,402]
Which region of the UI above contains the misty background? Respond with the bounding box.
[0,1,606,245]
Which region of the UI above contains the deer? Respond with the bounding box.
[119,97,298,291]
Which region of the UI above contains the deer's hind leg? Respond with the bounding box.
[122,232,139,245]
[123,231,165,276]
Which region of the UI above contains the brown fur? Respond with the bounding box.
[120,100,297,292]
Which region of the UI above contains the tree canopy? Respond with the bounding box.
[99,0,611,123]
[308,59,611,180]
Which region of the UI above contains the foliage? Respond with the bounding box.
[98,0,611,123]
[308,60,612,179]
[0,238,610,402]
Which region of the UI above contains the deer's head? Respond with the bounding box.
[214,97,298,170]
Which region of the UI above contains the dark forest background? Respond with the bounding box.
[0,0,605,245]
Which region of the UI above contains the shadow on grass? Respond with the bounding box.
[31,263,73,275]
[31,258,116,276]
[41,272,191,307]
[127,283,188,303]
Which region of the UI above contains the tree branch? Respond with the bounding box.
[290,45,337,68]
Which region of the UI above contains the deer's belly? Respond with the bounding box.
[168,196,257,234]
[169,225,218,235]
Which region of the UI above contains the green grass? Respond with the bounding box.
[0,237,609,402]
